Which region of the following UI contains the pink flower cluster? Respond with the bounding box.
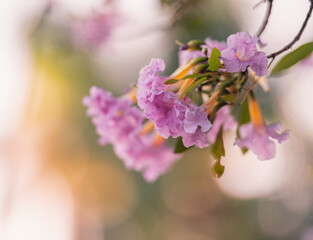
[83,31,289,181]
[83,86,180,182]
[137,58,212,148]
[179,32,268,76]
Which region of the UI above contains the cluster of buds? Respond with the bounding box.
[83,32,289,182]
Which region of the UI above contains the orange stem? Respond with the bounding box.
[248,95,265,127]
[170,62,194,80]
[140,121,155,135]
[154,132,165,146]
[205,91,220,114]
[176,78,194,95]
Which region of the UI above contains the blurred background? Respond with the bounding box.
[1,0,313,239]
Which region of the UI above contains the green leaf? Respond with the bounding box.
[187,40,205,50]
[187,40,205,47]
[240,147,248,155]
[192,63,209,74]
[211,128,225,160]
[271,42,313,74]
[189,57,208,65]
[181,72,212,80]
[219,94,236,103]
[164,79,179,85]
[178,77,208,100]
[234,97,250,126]
[234,98,250,156]
[211,129,225,178]
[174,137,192,153]
[208,47,221,71]
[212,159,225,178]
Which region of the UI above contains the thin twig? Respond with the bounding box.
[254,0,266,9]
[267,57,275,68]
[239,79,257,106]
[256,0,273,38]
[267,0,313,59]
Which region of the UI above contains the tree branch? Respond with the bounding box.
[256,0,273,38]
[267,0,313,59]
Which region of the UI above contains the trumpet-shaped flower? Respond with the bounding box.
[184,103,212,133]
[221,32,268,76]
[115,134,180,182]
[137,58,212,148]
[83,86,143,144]
[83,86,181,181]
[235,122,289,160]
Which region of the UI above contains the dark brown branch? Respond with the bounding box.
[256,0,273,38]
[267,0,313,59]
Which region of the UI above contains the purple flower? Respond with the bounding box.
[137,58,166,107]
[208,105,237,144]
[83,86,143,144]
[181,129,209,148]
[72,11,118,50]
[115,134,181,182]
[235,122,289,160]
[184,103,212,133]
[220,32,268,76]
[140,92,185,138]
[84,86,181,182]
[137,58,212,148]
[82,86,116,117]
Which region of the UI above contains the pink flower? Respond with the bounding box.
[137,58,212,148]
[115,134,180,182]
[72,11,118,50]
[235,122,289,160]
[83,86,143,145]
[221,32,268,76]
[83,86,181,182]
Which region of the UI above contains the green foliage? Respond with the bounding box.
[181,72,212,80]
[234,98,250,154]
[192,63,209,73]
[212,159,225,178]
[189,57,208,65]
[241,147,248,154]
[234,98,250,125]
[219,94,237,103]
[164,79,179,85]
[211,129,225,178]
[208,47,221,71]
[211,128,225,160]
[187,40,205,50]
[178,77,208,100]
[271,42,313,74]
[174,137,192,153]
